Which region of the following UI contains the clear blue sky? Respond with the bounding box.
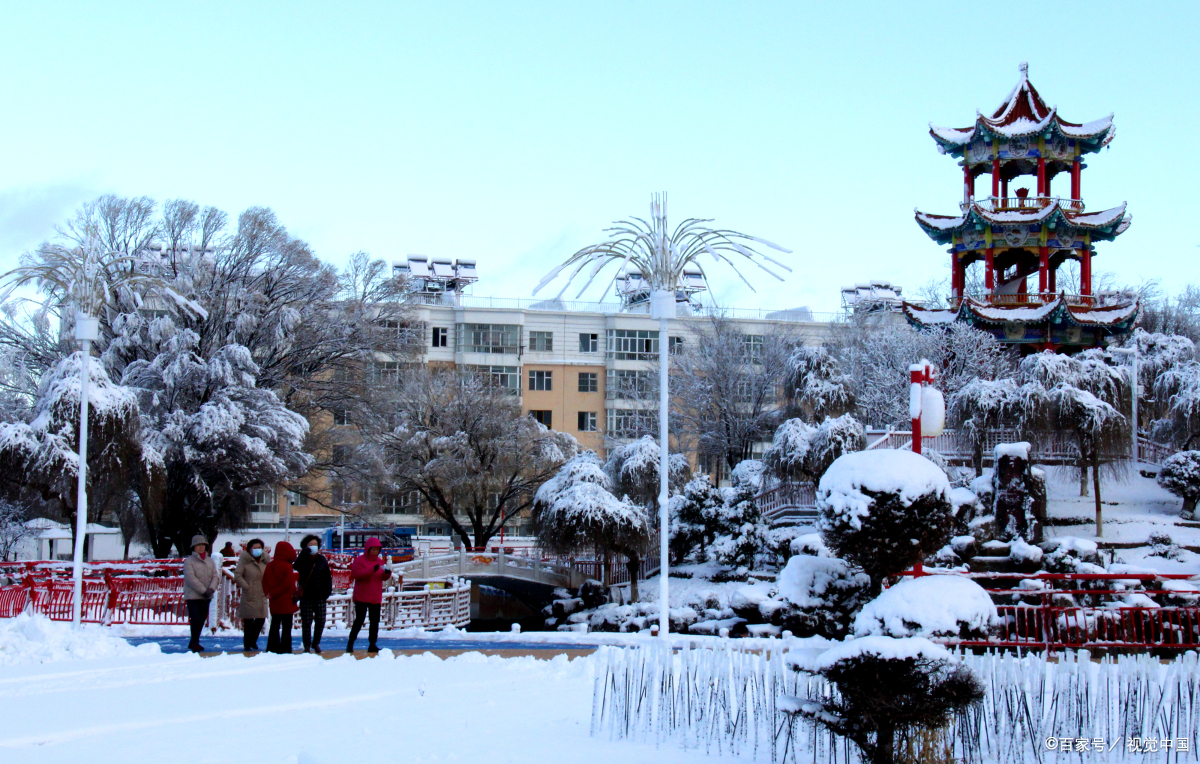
[1,2,1196,312]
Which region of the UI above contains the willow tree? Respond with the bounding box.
[535,194,789,634]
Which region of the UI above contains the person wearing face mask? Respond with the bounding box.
[262,541,299,654]
[232,539,271,652]
[294,535,334,654]
[346,537,392,654]
[182,535,221,653]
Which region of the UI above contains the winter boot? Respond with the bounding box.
[367,644,380,654]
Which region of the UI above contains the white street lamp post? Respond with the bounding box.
[71,312,100,627]
[535,194,790,639]
[650,289,675,636]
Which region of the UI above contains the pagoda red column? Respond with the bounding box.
[1071,158,1081,200]
[985,248,995,291]
[992,159,1000,197]
[1048,262,1057,293]
[1038,245,1049,296]
[1037,157,1046,197]
[1081,248,1093,297]
[963,164,973,202]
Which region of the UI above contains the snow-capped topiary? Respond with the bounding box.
[771,554,871,639]
[854,575,997,640]
[1158,451,1200,520]
[817,449,954,592]
[789,635,984,764]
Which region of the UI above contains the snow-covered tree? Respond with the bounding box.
[604,435,690,508]
[668,474,723,563]
[1158,451,1200,520]
[669,315,796,472]
[122,332,311,554]
[0,352,140,545]
[1017,350,1128,534]
[385,367,577,549]
[0,499,29,561]
[532,451,650,599]
[948,377,1027,475]
[817,449,953,594]
[762,414,865,482]
[784,345,855,421]
[831,321,1011,429]
[770,553,871,639]
[1154,361,1200,449]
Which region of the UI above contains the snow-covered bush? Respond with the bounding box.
[668,474,723,563]
[770,554,871,639]
[605,435,690,507]
[817,449,953,593]
[854,575,997,640]
[710,466,768,570]
[1158,451,1200,520]
[1147,531,1184,561]
[762,414,865,482]
[785,345,855,420]
[948,377,1027,476]
[789,636,984,764]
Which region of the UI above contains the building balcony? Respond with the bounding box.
[959,196,1086,213]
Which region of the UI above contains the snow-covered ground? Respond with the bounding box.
[0,615,770,764]
[1042,467,1200,574]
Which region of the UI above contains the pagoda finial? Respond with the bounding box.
[1019,61,1028,77]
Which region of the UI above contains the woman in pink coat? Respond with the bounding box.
[346,537,391,653]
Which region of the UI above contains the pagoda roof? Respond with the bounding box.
[929,64,1115,156]
[903,296,1139,331]
[914,201,1131,245]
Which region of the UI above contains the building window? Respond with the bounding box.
[529,370,553,391]
[374,361,402,385]
[739,334,765,362]
[251,486,277,512]
[606,369,653,399]
[577,411,597,432]
[528,331,553,352]
[469,365,519,393]
[530,410,553,427]
[579,333,599,353]
[380,490,420,514]
[431,327,448,347]
[606,329,658,360]
[669,336,686,355]
[578,372,598,393]
[332,407,353,426]
[456,323,520,354]
[606,408,655,439]
[330,482,348,506]
[287,487,308,506]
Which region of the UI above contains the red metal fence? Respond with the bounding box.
[895,569,1200,651]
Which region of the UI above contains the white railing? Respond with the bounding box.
[324,579,471,631]
[393,550,588,588]
[961,195,1085,213]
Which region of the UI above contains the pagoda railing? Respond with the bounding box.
[960,195,1085,213]
[949,292,1112,309]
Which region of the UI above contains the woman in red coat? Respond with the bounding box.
[261,541,299,654]
[346,537,392,653]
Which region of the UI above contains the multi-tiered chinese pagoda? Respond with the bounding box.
[904,63,1137,352]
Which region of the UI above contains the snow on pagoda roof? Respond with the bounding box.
[929,63,1115,154]
[904,296,1139,331]
[914,201,1130,242]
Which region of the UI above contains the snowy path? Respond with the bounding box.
[0,648,754,764]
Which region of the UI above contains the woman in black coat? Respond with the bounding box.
[294,534,334,654]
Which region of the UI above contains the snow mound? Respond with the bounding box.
[0,613,159,665]
[778,555,869,610]
[789,533,828,557]
[949,487,979,514]
[855,575,997,639]
[817,449,951,530]
[1009,538,1043,564]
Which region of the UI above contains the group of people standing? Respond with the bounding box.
[181,535,395,655]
